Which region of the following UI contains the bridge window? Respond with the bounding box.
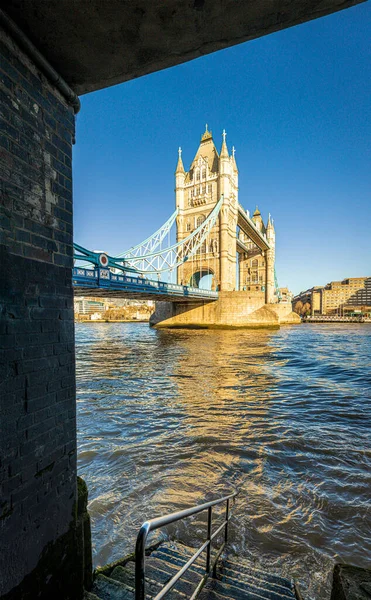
[202,185,206,194]
[196,215,205,228]
[252,259,258,269]
[196,169,200,182]
[186,220,191,232]
[201,166,206,180]
[252,271,258,283]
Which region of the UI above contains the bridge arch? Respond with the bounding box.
[189,267,217,291]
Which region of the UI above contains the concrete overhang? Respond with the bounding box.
[4,0,366,95]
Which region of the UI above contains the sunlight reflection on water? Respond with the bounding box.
[76,323,371,600]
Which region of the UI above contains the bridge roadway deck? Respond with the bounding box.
[237,204,270,251]
[72,267,218,303]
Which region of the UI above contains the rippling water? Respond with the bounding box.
[76,323,371,599]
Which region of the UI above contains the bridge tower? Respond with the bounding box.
[237,207,276,303]
[175,126,238,291]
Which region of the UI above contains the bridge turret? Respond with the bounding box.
[265,214,276,304]
[175,147,186,246]
[175,146,185,205]
[218,129,237,291]
[252,206,264,232]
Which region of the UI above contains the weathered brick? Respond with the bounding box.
[1,26,78,599]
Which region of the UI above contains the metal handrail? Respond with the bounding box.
[135,491,238,600]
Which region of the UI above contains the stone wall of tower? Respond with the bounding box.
[175,130,239,291]
[176,132,221,289]
[265,220,276,303]
[218,137,238,291]
[237,210,276,301]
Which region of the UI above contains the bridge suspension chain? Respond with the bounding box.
[120,197,223,274]
[117,208,178,259]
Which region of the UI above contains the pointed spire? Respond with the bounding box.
[231,145,238,171]
[176,146,185,173]
[201,124,213,141]
[220,129,229,158]
[253,205,261,217]
[267,213,275,230]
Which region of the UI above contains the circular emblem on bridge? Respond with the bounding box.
[99,253,109,267]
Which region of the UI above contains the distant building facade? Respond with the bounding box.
[293,277,371,316]
[74,297,154,320]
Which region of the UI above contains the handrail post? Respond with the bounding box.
[135,522,150,600]
[225,499,230,543]
[206,506,212,573]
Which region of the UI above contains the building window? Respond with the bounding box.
[201,167,206,180]
[186,221,191,232]
[196,215,205,228]
[202,185,206,194]
[196,169,200,182]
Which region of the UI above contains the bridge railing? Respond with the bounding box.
[72,267,219,299]
[135,491,239,600]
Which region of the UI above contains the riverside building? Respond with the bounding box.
[293,277,371,317]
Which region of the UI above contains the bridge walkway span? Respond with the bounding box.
[73,268,218,303]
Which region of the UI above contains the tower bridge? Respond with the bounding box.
[73,127,299,327]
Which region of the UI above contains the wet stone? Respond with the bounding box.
[331,564,371,600]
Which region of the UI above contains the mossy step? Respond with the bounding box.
[84,592,101,600]
[222,559,293,590]
[218,563,294,597]
[151,545,295,600]
[92,573,134,600]
[198,586,280,600]
[199,577,295,600]
[154,545,293,592]
[116,558,202,596]
[151,546,209,576]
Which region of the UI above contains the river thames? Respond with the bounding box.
[76,323,371,600]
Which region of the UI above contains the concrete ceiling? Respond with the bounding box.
[5,0,365,95]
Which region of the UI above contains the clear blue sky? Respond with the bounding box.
[73,3,370,295]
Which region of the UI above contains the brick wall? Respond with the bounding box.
[0,27,83,599]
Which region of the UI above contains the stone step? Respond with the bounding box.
[147,552,293,600]
[198,586,285,600]
[84,592,101,600]
[91,542,298,600]
[154,544,293,592]
[151,544,296,600]
[199,577,295,600]
[91,573,134,600]
[219,562,294,595]
[222,558,293,591]
[114,559,201,595]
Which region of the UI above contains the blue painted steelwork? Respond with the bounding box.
[118,209,178,259]
[73,267,219,301]
[73,243,138,273]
